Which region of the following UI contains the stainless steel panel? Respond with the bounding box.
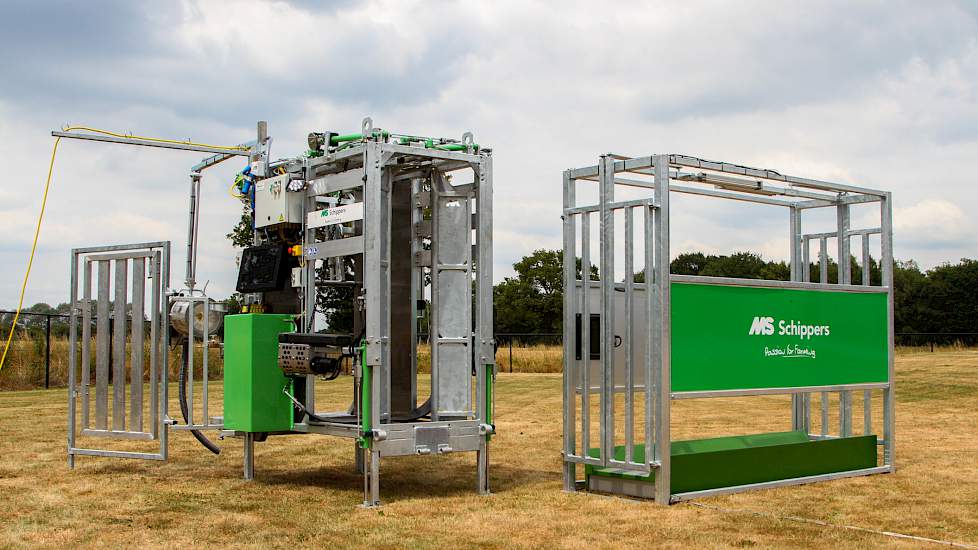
[130,257,145,432]
[112,258,127,431]
[95,260,110,431]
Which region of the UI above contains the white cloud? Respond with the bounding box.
[1,1,978,306]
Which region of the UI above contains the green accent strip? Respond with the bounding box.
[330,130,391,145]
[485,366,494,442]
[359,342,371,449]
[586,431,878,494]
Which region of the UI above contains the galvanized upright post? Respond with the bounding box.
[361,139,387,506]
[67,253,79,468]
[862,233,873,436]
[598,155,616,468]
[562,169,577,491]
[476,151,494,496]
[837,204,852,437]
[789,207,806,432]
[243,432,254,480]
[881,193,895,467]
[652,155,672,505]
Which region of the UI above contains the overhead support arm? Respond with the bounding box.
[51,131,253,157]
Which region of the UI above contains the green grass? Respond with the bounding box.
[0,351,976,548]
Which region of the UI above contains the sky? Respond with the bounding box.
[1,0,976,307]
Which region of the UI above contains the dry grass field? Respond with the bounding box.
[1,349,977,549]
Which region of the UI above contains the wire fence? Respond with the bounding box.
[0,310,974,389]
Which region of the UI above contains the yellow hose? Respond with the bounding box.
[0,136,61,373]
[0,126,250,374]
[61,126,250,152]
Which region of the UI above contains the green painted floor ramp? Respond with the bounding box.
[586,431,878,494]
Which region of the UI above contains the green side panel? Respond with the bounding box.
[223,313,295,433]
[587,431,878,494]
[671,282,888,392]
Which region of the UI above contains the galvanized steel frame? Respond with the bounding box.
[562,154,894,504]
[68,242,171,464]
[299,138,495,506]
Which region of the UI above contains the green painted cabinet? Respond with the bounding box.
[223,314,295,433]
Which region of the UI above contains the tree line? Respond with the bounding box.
[5,250,974,343]
[493,249,978,339]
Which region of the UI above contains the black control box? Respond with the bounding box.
[236,244,290,293]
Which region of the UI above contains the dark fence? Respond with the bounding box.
[0,315,975,390]
[0,310,70,389]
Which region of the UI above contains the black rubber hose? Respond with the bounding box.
[179,341,221,455]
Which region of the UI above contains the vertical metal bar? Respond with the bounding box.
[429,170,440,419]
[202,294,209,425]
[624,206,635,465]
[881,193,895,466]
[644,203,655,470]
[363,142,385,438]
[819,237,828,284]
[149,252,160,439]
[581,211,591,461]
[95,260,110,431]
[45,315,51,389]
[475,152,494,495]
[243,432,254,480]
[112,258,128,431]
[187,296,195,427]
[789,207,803,431]
[802,238,811,283]
[130,257,145,432]
[800,230,812,434]
[862,233,872,435]
[653,155,672,504]
[160,243,170,459]
[67,251,79,467]
[599,156,615,464]
[818,236,829,435]
[837,205,852,437]
[369,450,381,506]
[561,169,577,490]
[81,260,92,429]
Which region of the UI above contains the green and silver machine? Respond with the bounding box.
[561,154,895,503]
[65,119,495,506]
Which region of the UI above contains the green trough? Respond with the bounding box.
[586,430,878,495]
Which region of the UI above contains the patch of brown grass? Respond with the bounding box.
[0,351,977,548]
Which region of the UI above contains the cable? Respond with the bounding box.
[0,136,61,373]
[0,125,251,374]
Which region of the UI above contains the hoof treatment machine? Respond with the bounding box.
[561,154,894,503]
[62,119,495,506]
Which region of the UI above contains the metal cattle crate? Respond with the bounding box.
[561,154,895,504]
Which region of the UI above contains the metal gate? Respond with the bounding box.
[562,155,663,477]
[68,242,170,464]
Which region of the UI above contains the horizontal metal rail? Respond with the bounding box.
[672,274,889,293]
[672,382,889,400]
[670,465,893,502]
[52,131,251,156]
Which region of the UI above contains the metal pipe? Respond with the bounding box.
[185,173,201,289]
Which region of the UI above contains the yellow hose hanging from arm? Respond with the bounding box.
[0,126,250,374]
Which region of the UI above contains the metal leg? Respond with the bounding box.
[363,450,380,507]
[243,433,255,481]
[563,461,576,492]
[355,441,365,474]
[477,441,490,495]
